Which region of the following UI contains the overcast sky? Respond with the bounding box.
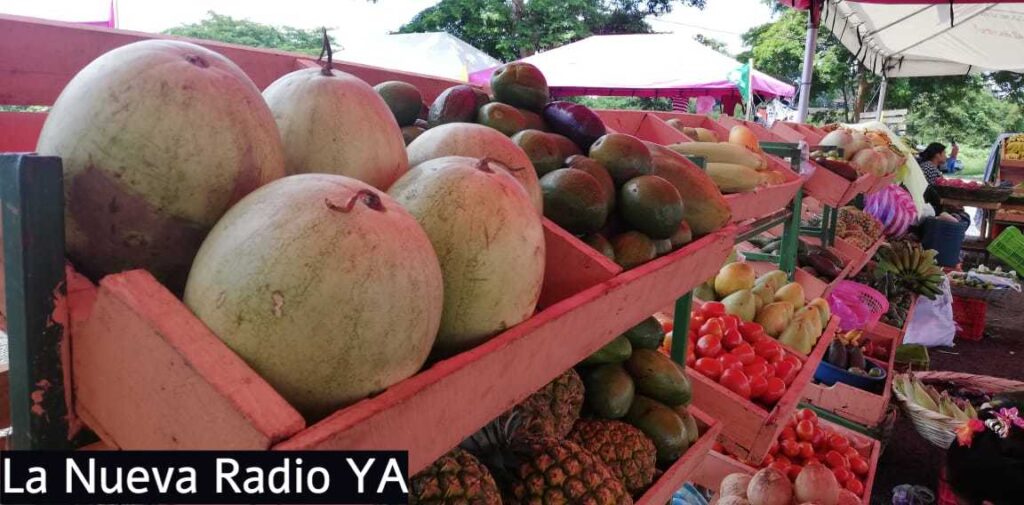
[0,0,777,55]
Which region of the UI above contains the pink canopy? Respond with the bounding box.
[469,34,795,106]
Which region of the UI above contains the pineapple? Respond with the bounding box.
[411,448,502,505]
[500,369,584,440]
[464,416,633,505]
[568,420,656,495]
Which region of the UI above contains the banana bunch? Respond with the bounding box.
[837,329,864,346]
[876,241,945,299]
[894,374,977,421]
[1006,135,1024,160]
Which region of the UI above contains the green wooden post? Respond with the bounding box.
[779,189,803,277]
[670,293,693,366]
[1,154,74,450]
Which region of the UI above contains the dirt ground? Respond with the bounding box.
[868,286,1024,505]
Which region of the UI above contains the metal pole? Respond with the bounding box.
[796,12,818,123]
[876,77,888,122]
[746,58,755,121]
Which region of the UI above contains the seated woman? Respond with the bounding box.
[946,393,1024,505]
[919,142,970,222]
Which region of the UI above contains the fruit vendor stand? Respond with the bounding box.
[0,11,999,505]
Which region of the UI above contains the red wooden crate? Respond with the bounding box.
[769,122,808,144]
[594,109,690,146]
[803,164,876,208]
[642,111,732,142]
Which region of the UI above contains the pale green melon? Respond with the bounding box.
[184,174,443,420]
[36,40,285,291]
[263,67,408,190]
[389,156,545,357]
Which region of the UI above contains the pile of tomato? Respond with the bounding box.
[684,301,802,408]
[766,409,872,497]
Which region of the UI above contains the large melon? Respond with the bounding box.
[262,66,408,190]
[184,174,443,420]
[36,40,285,292]
[405,123,543,212]
[388,156,545,357]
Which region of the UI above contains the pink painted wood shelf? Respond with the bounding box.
[635,406,722,505]
[594,109,690,146]
[803,164,876,208]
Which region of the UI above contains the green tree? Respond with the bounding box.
[694,34,730,56]
[164,12,328,55]
[399,0,707,62]
[568,96,673,111]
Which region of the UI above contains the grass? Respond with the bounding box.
[954,145,990,180]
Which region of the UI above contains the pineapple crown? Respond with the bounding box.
[460,413,524,493]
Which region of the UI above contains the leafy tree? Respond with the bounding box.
[694,34,730,56]
[164,11,328,55]
[568,96,673,111]
[399,0,706,62]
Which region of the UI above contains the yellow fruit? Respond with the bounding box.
[667,142,766,170]
[774,282,805,308]
[705,163,765,193]
[714,262,756,298]
[756,301,795,338]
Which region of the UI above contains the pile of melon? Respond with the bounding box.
[38,39,547,421]
[376,62,732,271]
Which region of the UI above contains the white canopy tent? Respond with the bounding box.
[336,32,501,82]
[782,0,1024,121]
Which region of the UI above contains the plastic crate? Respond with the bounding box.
[988,226,1024,274]
[952,296,987,341]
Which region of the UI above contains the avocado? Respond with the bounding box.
[626,395,690,464]
[583,233,616,261]
[540,169,609,235]
[476,102,526,136]
[471,87,491,111]
[373,80,423,127]
[581,335,633,366]
[566,155,616,215]
[401,125,426,146]
[428,85,479,127]
[548,133,583,160]
[543,101,608,151]
[623,316,666,350]
[583,364,635,419]
[674,406,701,444]
[827,340,848,368]
[624,349,692,406]
[620,175,685,240]
[491,62,549,111]
[693,281,716,302]
[654,239,673,256]
[847,346,866,370]
[589,133,655,185]
[513,129,563,176]
[611,231,657,269]
[670,221,693,249]
[518,108,549,131]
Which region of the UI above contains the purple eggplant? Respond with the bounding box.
[543,101,607,151]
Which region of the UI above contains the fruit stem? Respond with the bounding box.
[317,28,333,77]
[325,190,385,213]
[475,158,496,173]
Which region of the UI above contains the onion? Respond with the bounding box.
[794,462,840,505]
[849,131,871,156]
[720,473,753,498]
[718,496,752,505]
[837,489,861,505]
[819,130,855,160]
[851,149,884,177]
[747,467,793,505]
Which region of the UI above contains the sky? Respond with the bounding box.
[0,0,777,56]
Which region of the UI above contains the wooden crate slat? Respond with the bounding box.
[0,14,462,106]
[73,270,306,449]
[275,227,736,473]
[635,406,722,505]
[0,112,46,153]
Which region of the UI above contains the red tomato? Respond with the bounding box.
[696,334,723,358]
[769,440,780,455]
[825,450,849,469]
[720,369,752,399]
[722,315,740,333]
[731,343,756,365]
[738,321,763,337]
[761,377,787,405]
[780,426,797,442]
[843,447,862,461]
[699,319,725,339]
[796,408,818,423]
[850,456,869,476]
[787,463,803,480]
[762,453,775,466]
[701,302,726,318]
[784,354,803,371]
[694,357,723,380]
[832,467,853,484]
[798,441,815,460]
[780,439,801,458]
[845,478,864,496]
[686,353,696,367]
[812,428,829,451]
[690,315,705,329]
[771,456,792,474]
[829,433,851,452]
[754,340,785,363]
[745,355,769,372]
[661,320,674,333]
[744,329,767,345]
[718,353,744,371]
[796,420,816,442]
[749,375,768,398]
[722,328,744,350]
[774,360,799,385]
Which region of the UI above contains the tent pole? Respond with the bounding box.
[876,77,888,122]
[796,11,818,124]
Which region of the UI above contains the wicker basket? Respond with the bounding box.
[933,185,1013,203]
[950,284,1011,301]
[892,371,1024,449]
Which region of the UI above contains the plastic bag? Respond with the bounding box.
[903,277,956,347]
